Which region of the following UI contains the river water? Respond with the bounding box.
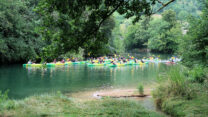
[0,62,173,99]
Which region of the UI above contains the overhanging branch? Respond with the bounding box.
[155,0,175,13]
[157,0,165,5]
[75,1,125,47]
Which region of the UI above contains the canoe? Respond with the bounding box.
[166,61,175,64]
[133,62,148,65]
[87,63,105,66]
[31,64,43,67]
[23,64,30,67]
[133,63,142,65]
[64,62,73,65]
[108,63,126,67]
[23,64,43,67]
[126,62,134,65]
[72,62,81,64]
[108,64,118,67]
[46,63,55,67]
[117,63,127,66]
[104,59,112,62]
[55,63,65,66]
[80,61,87,64]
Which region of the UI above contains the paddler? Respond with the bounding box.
[28,59,32,64]
[134,59,138,63]
[141,59,144,63]
[53,59,57,63]
[61,59,65,63]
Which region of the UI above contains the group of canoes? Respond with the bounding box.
[23,56,180,68]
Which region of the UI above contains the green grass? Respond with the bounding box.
[0,93,164,117]
[153,66,208,117]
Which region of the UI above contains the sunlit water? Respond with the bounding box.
[0,62,174,99]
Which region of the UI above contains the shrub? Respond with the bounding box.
[0,90,10,110]
[0,90,9,104]
[137,84,144,95]
[153,66,194,100]
[189,66,206,83]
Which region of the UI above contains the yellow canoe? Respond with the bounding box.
[55,63,65,66]
[23,64,43,67]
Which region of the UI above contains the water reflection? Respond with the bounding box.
[0,63,173,99]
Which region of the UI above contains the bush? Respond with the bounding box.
[137,84,144,95]
[153,66,208,116]
[189,66,206,83]
[153,66,194,103]
[0,90,9,104]
[0,90,10,110]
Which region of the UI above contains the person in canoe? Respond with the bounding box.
[111,60,117,65]
[66,58,71,62]
[123,59,127,63]
[28,59,32,64]
[101,58,104,63]
[53,59,57,63]
[122,57,127,63]
[61,59,65,63]
[171,58,174,62]
[98,57,103,64]
[141,59,144,63]
[72,58,78,62]
[119,58,123,64]
[71,58,75,62]
[134,59,138,63]
[90,58,95,64]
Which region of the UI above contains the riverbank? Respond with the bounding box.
[153,66,208,116]
[67,86,154,100]
[0,93,165,117]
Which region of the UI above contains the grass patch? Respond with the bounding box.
[153,66,208,117]
[0,93,164,117]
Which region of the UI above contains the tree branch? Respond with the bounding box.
[155,0,175,13]
[157,0,164,5]
[96,1,125,33]
[75,1,125,47]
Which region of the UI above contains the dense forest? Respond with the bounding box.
[0,0,207,66]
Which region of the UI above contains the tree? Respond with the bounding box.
[0,0,44,63]
[124,10,181,53]
[179,0,208,67]
[35,0,175,60]
[148,10,182,53]
[124,17,150,50]
[153,0,204,20]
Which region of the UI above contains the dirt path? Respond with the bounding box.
[66,87,154,101]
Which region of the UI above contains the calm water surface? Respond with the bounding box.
[0,62,174,99]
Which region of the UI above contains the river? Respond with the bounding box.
[0,62,174,99]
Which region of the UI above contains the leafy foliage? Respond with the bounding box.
[153,65,208,117]
[35,0,161,59]
[179,1,208,67]
[109,12,126,54]
[154,0,204,20]
[147,11,182,53]
[0,90,8,105]
[0,0,44,63]
[125,17,150,50]
[124,10,182,53]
